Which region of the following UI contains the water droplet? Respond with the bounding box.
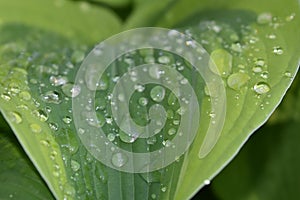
[1,93,11,101]
[9,111,22,124]
[209,49,232,76]
[162,140,172,147]
[61,83,81,98]
[19,91,31,101]
[71,160,81,172]
[257,12,272,24]
[204,179,211,185]
[49,75,68,86]
[111,152,127,167]
[107,133,116,142]
[134,84,145,92]
[166,109,174,119]
[158,56,171,64]
[161,186,167,192]
[252,66,262,73]
[71,50,85,63]
[168,128,176,136]
[8,82,20,94]
[95,97,107,111]
[253,82,271,94]
[32,109,48,122]
[63,183,76,197]
[49,122,59,131]
[285,13,296,22]
[231,43,242,52]
[151,194,157,199]
[260,71,269,79]
[150,86,165,102]
[138,97,148,106]
[41,91,61,104]
[227,72,250,91]
[30,123,42,133]
[117,93,125,102]
[119,130,137,143]
[173,120,180,126]
[147,136,157,145]
[149,66,161,79]
[62,116,72,124]
[273,46,283,55]
[284,71,293,78]
[40,140,50,147]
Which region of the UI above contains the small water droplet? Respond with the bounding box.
[40,140,50,147]
[253,82,271,94]
[30,123,42,133]
[138,97,148,106]
[49,75,68,86]
[19,91,31,101]
[161,186,167,192]
[147,136,157,145]
[231,43,242,52]
[41,91,61,104]
[71,50,85,63]
[49,122,59,131]
[150,86,165,102]
[9,111,22,124]
[71,160,81,172]
[62,83,81,97]
[162,140,172,147]
[158,56,171,64]
[166,109,174,119]
[260,71,269,79]
[134,84,145,92]
[32,109,48,122]
[1,93,11,101]
[62,116,72,124]
[273,46,283,55]
[284,71,293,78]
[63,183,76,197]
[8,82,20,94]
[149,66,161,79]
[227,72,250,91]
[204,179,211,185]
[285,13,296,22]
[151,194,157,199]
[107,133,116,142]
[168,128,176,136]
[257,12,272,24]
[173,120,180,126]
[119,130,137,143]
[111,152,127,167]
[252,66,263,73]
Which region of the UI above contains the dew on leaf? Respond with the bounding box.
[49,122,59,131]
[9,111,22,124]
[257,12,272,24]
[19,91,31,101]
[40,140,50,147]
[41,91,61,104]
[252,66,263,73]
[273,46,284,55]
[158,56,171,64]
[49,75,68,86]
[168,128,176,136]
[111,152,127,168]
[119,130,137,143]
[62,116,72,124]
[150,86,165,102]
[107,133,116,142]
[32,109,49,122]
[1,93,11,101]
[138,97,148,106]
[147,136,157,145]
[227,72,250,91]
[209,48,232,76]
[71,160,81,172]
[71,50,85,63]
[30,123,42,133]
[61,83,81,98]
[253,82,271,94]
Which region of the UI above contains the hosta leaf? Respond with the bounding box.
[0,0,121,44]
[0,119,54,200]
[212,109,300,199]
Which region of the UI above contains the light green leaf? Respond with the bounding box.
[0,119,54,200]
[0,0,122,44]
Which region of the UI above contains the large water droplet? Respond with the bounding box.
[227,72,250,91]
[209,49,232,76]
[150,86,165,102]
[19,91,31,101]
[253,82,271,94]
[9,111,22,124]
[111,152,127,168]
[1,93,11,101]
[61,83,81,98]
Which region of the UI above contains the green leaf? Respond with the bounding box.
[0,0,122,44]
[0,119,54,200]
[212,110,300,199]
